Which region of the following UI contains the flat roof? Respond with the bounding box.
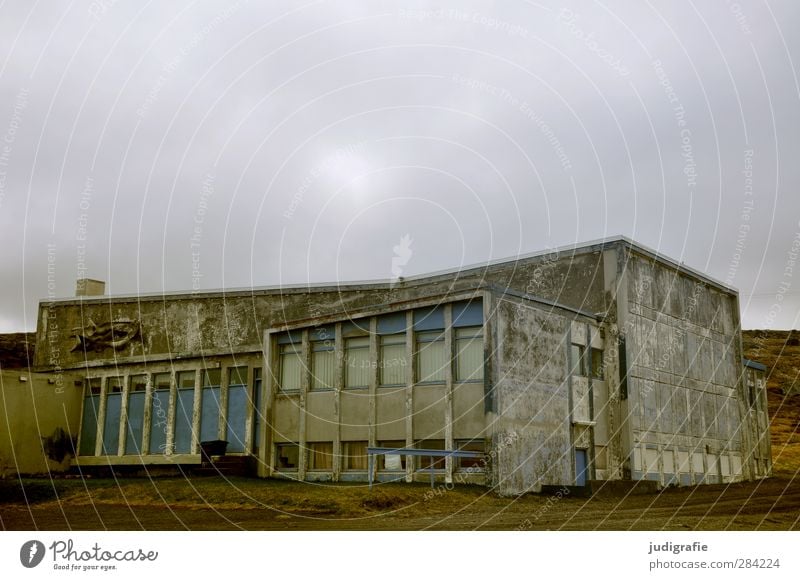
[39,235,738,307]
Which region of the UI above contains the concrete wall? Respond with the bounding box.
[0,370,82,476]
[32,245,608,373]
[619,250,748,485]
[489,294,578,495]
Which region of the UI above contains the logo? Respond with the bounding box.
[20,540,46,568]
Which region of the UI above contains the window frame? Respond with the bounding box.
[455,326,484,383]
[344,336,370,389]
[379,333,407,387]
[275,443,300,471]
[415,330,446,385]
[278,342,303,393]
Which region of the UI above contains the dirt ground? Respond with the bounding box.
[1,470,798,531]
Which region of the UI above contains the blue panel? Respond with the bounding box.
[277,330,303,344]
[310,326,334,342]
[452,300,483,327]
[200,387,221,442]
[575,449,587,486]
[174,389,195,454]
[680,474,691,486]
[102,393,122,455]
[341,320,370,336]
[149,391,170,454]
[413,306,445,331]
[125,392,146,455]
[226,385,248,452]
[79,396,99,455]
[377,312,408,335]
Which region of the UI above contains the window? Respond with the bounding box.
[130,374,147,392]
[345,336,370,388]
[176,370,196,389]
[456,439,486,470]
[416,440,446,470]
[276,443,300,470]
[252,368,262,452]
[307,442,333,470]
[153,373,171,390]
[311,337,335,390]
[343,441,368,470]
[571,344,586,376]
[590,348,604,380]
[149,373,171,455]
[87,377,102,395]
[378,440,407,470]
[279,343,302,392]
[416,331,446,383]
[455,327,483,381]
[380,334,407,386]
[107,376,124,393]
[203,368,221,387]
[228,366,247,386]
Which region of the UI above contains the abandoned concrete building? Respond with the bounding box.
[3,236,772,494]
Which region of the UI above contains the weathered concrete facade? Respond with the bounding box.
[0,370,82,476]
[17,236,771,493]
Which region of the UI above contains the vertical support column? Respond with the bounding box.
[298,329,310,480]
[444,304,454,484]
[142,373,153,456]
[587,323,595,482]
[165,370,177,456]
[368,318,378,451]
[259,331,276,478]
[117,374,129,456]
[94,376,107,457]
[333,323,343,482]
[219,364,229,440]
[405,311,414,484]
[191,368,202,455]
[481,290,497,488]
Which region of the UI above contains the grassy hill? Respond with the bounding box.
[742,330,800,474]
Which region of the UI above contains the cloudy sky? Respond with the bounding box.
[0,0,798,331]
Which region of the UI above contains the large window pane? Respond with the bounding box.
[380,334,407,386]
[252,368,262,452]
[456,439,486,470]
[590,348,604,379]
[416,331,446,383]
[571,344,586,376]
[276,443,300,470]
[378,440,407,470]
[279,343,302,391]
[345,336,370,388]
[174,371,195,454]
[343,441,368,470]
[416,439,446,470]
[311,342,335,390]
[307,442,333,470]
[455,327,483,381]
[149,373,171,454]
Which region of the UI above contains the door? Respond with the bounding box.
[575,449,588,486]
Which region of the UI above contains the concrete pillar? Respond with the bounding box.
[444,304,454,484]
[333,322,343,482]
[405,311,414,483]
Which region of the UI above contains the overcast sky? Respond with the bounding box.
[1,1,798,332]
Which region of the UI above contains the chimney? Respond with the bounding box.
[75,278,105,297]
